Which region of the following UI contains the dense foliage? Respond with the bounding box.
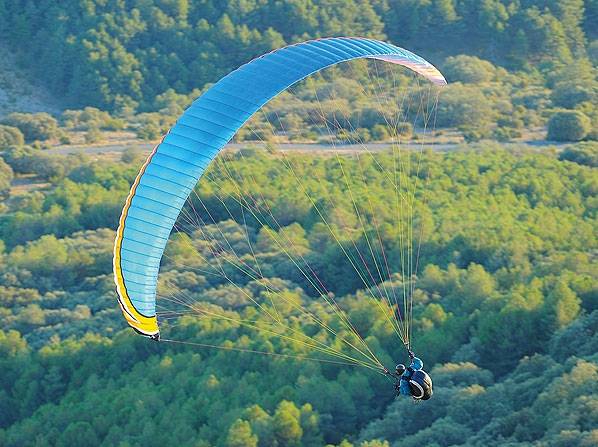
[0,141,596,446]
[2,2,597,143]
[1,1,597,122]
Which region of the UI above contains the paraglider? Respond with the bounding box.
[385,351,433,400]
[113,37,446,400]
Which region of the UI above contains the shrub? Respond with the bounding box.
[1,113,59,141]
[463,129,483,142]
[512,86,552,110]
[0,125,25,149]
[59,133,71,145]
[298,129,318,141]
[121,147,144,164]
[551,83,595,109]
[0,157,14,197]
[396,122,413,138]
[136,122,162,140]
[443,55,496,84]
[436,85,493,130]
[2,146,68,179]
[356,128,371,143]
[558,142,598,167]
[62,107,126,131]
[279,113,304,133]
[350,107,387,129]
[133,113,173,140]
[84,127,103,144]
[371,124,389,141]
[547,110,591,141]
[493,127,522,142]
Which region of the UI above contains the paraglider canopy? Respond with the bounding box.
[113,37,446,339]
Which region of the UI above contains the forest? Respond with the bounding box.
[1,1,597,144]
[0,135,596,445]
[1,0,597,111]
[0,1,597,446]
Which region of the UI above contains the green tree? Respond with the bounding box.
[547,110,592,141]
[459,264,496,312]
[370,124,389,141]
[436,84,493,130]
[443,55,496,83]
[84,126,102,144]
[226,419,258,447]
[0,329,28,356]
[547,280,581,328]
[559,142,598,167]
[0,157,14,197]
[2,113,59,142]
[0,125,24,148]
[57,422,100,447]
[273,400,303,446]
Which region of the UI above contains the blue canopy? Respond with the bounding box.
[113,37,446,337]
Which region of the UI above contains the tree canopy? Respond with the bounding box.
[0,140,596,446]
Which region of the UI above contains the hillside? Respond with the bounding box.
[1,1,597,112]
[0,46,62,117]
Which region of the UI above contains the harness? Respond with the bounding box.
[384,349,431,400]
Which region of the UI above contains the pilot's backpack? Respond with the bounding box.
[409,370,433,400]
